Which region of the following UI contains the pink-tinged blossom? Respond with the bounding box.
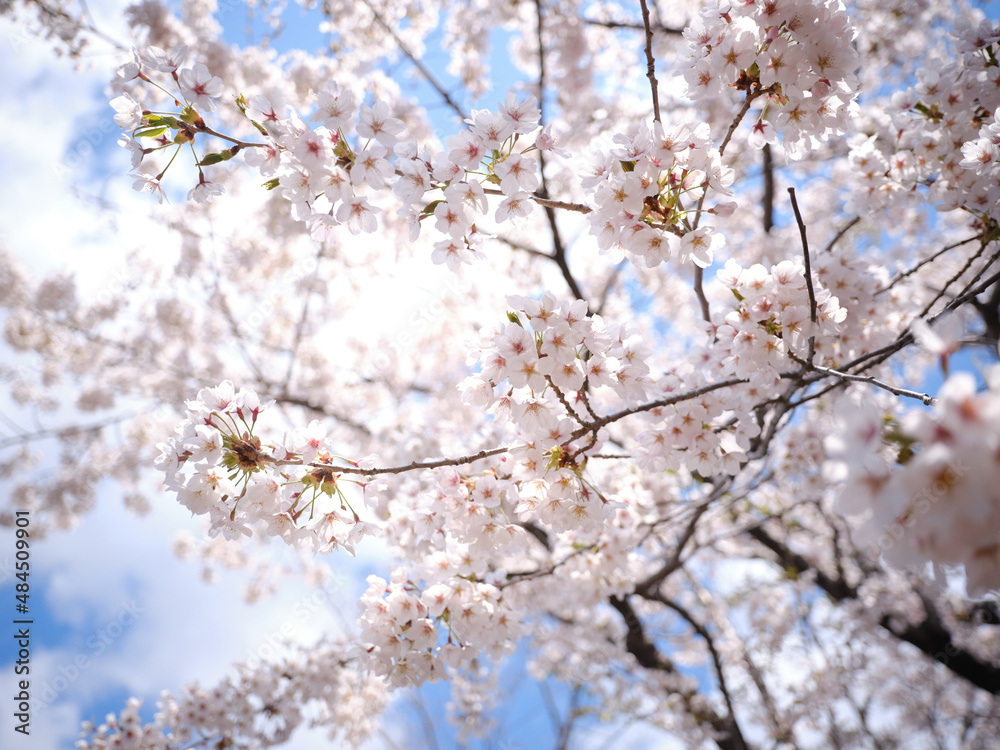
[357,100,405,146]
[111,93,144,129]
[467,109,515,149]
[748,118,778,149]
[243,138,281,176]
[312,81,356,131]
[117,134,145,168]
[498,92,540,134]
[679,226,723,268]
[246,94,285,136]
[495,192,533,223]
[293,128,335,171]
[433,200,471,239]
[444,179,488,214]
[336,196,380,234]
[350,144,394,189]
[393,159,431,204]
[960,138,998,174]
[116,47,141,80]
[144,45,187,73]
[308,212,340,243]
[534,125,570,157]
[130,172,164,203]
[178,63,224,112]
[188,176,225,204]
[493,153,539,196]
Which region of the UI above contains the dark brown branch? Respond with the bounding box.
[533,0,588,305]
[653,593,748,750]
[638,0,661,122]
[571,378,747,439]
[634,482,733,596]
[608,596,749,750]
[581,16,684,34]
[482,187,592,214]
[293,446,509,477]
[694,265,712,322]
[786,352,936,405]
[918,240,993,319]
[747,524,1000,695]
[787,188,817,366]
[762,144,774,233]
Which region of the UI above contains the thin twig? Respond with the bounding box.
[788,188,817,364]
[569,378,747,440]
[822,215,860,254]
[285,446,510,477]
[581,17,684,34]
[917,240,994,318]
[787,353,935,405]
[638,0,661,122]
[482,187,592,214]
[879,234,983,294]
[358,0,469,122]
[533,0,588,305]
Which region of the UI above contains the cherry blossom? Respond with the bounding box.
[8,1,1000,748]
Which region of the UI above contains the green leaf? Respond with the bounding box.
[421,199,444,216]
[196,152,227,166]
[134,126,170,140]
[144,115,179,128]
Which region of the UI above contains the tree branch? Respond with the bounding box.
[608,596,749,750]
[747,523,1000,695]
[788,188,817,363]
[638,0,661,122]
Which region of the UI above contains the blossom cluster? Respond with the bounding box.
[358,567,519,688]
[463,293,650,443]
[76,644,387,749]
[154,380,378,554]
[683,0,861,156]
[827,370,1000,596]
[112,45,569,260]
[713,257,847,385]
[849,18,1000,224]
[630,257,851,477]
[583,120,734,269]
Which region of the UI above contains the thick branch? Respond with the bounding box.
[638,0,661,122]
[762,144,774,233]
[747,524,1000,695]
[608,596,750,750]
